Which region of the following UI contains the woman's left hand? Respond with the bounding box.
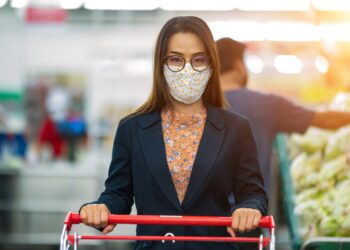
[227,208,262,237]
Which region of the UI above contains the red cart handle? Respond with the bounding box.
[64,212,275,231]
[61,212,275,250]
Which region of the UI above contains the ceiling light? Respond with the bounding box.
[312,0,350,11]
[266,22,320,41]
[315,55,329,73]
[0,0,8,8]
[246,55,264,74]
[84,0,160,10]
[209,21,265,41]
[237,0,310,11]
[161,0,235,11]
[274,55,303,74]
[320,23,350,41]
[11,0,28,8]
[60,0,83,9]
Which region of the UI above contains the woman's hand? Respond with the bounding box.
[80,204,115,234]
[227,208,262,237]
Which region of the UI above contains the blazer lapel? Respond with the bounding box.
[182,106,226,209]
[138,112,182,211]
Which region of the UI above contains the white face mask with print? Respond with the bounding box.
[164,63,212,105]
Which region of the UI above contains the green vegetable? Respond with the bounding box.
[287,93,350,239]
[319,216,339,236]
[325,125,350,161]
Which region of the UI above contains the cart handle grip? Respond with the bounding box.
[64,212,275,231]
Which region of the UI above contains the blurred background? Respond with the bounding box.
[0,0,350,250]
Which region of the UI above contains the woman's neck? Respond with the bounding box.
[170,99,205,115]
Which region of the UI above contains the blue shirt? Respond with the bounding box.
[225,89,314,194]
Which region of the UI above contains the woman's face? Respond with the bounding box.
[164,32,211,107]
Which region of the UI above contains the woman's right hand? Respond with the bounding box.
[80,204,115,234]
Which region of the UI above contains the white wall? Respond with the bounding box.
[0,28,22,91]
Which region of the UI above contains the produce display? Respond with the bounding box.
[287,93,350,240]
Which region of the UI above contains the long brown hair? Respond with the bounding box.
[134,16,225,115]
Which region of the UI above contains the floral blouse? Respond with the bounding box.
[161,109,207,203]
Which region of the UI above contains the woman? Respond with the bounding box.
[80,16,268,250]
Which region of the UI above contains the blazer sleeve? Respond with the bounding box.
[80,120,134,215]
[232,119,268,216]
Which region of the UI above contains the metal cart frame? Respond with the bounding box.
[60,212,275,250]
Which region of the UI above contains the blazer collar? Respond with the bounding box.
[206,105,225,130]
[137,112,161,129]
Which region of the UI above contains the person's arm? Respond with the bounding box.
[228,119,268,236]
[80,119,134,234]
[312,111,350,130]
[273,94,315,134]
[274,94,350,132]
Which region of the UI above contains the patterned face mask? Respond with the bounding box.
[163,63,212,105]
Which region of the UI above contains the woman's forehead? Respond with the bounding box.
[166,32,206,54]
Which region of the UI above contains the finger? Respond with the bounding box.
[100,206,109,228]
[93,207,102,228]
[80,208,87,225]
[252,213,261,230]
[238,210,248,233]
[86,207,94,227]
[102,224,115,235]
[231,212,240,231]
[245,211,255,232]
[226,227,236,237]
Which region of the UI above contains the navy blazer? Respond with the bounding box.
[89,106,267,250]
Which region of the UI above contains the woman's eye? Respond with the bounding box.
[167,56,184,66]
[193,55,208,66]
[169,57,181,63]
[194,58,204,63]
[170,58,180,62]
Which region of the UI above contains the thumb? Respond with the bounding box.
[102,224,115,235]
[226,226,236,237]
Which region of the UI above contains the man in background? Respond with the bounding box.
[217,37,350,195]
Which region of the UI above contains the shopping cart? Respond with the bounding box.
[60,212,275,250]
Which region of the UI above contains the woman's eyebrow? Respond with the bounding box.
[168,51,184,55]
[168,51,207,56]
[192,52,207,56]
